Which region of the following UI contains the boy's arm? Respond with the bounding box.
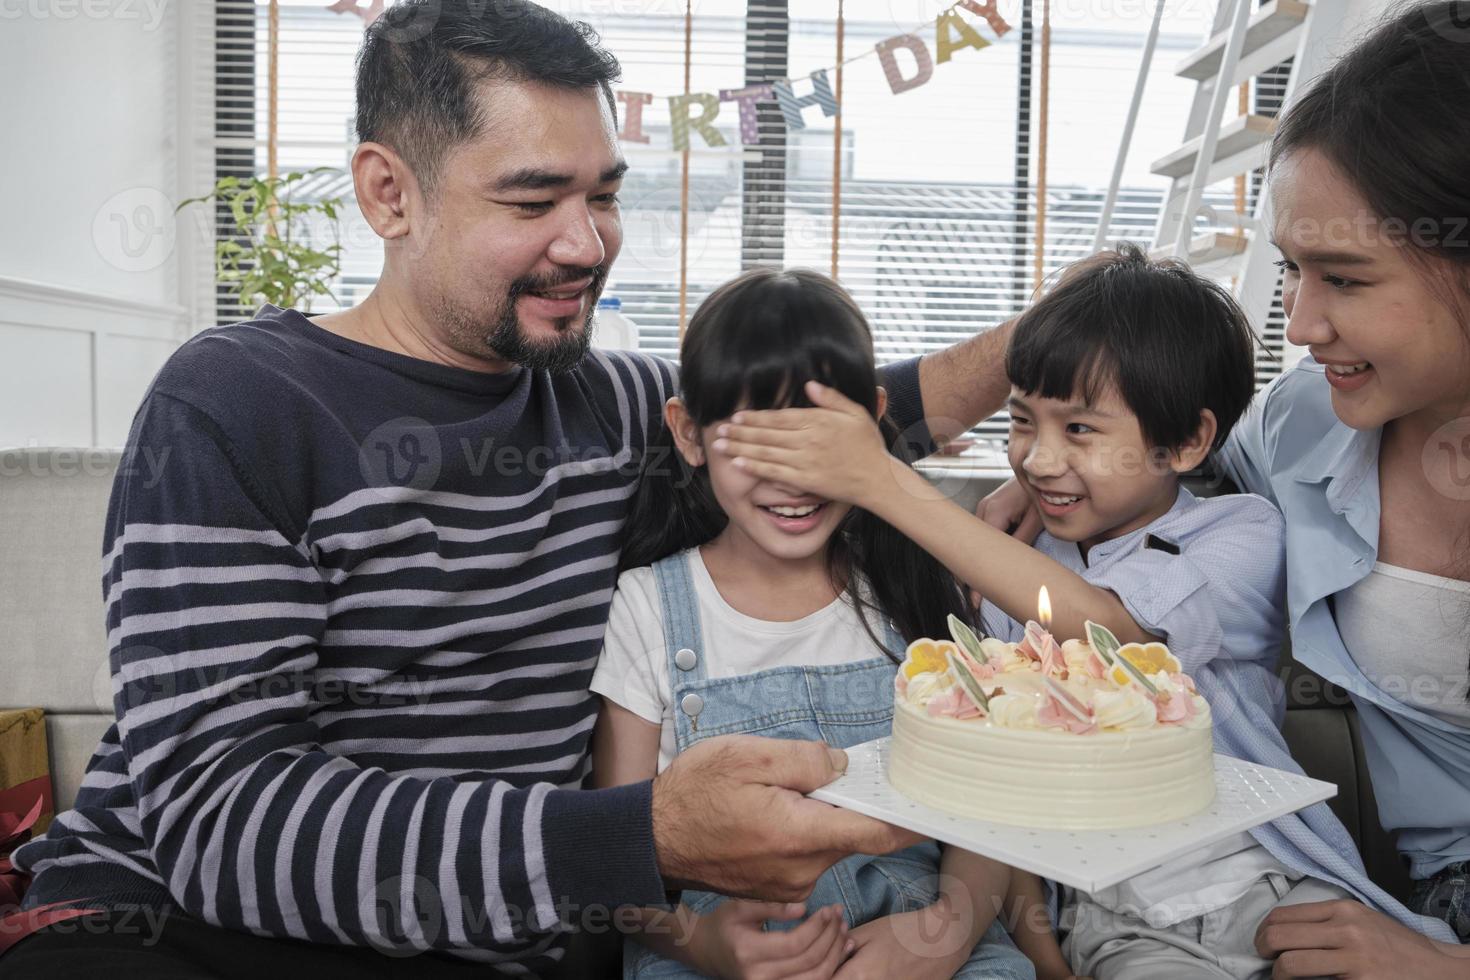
[713,386,1157,645]
[863,460,1160,645]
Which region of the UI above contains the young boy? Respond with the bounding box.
[711,244,1432,979]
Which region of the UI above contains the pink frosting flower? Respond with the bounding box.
[1153,684,1199,725]
[926,686,984,720]
[1038,681,1098,735]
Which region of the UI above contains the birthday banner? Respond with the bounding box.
[329,0,1012,152]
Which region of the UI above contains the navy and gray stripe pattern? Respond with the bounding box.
[14,308,679,970]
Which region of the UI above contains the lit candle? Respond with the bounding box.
[1037,586,1052,630]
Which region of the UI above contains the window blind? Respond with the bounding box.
[197,0,1296,470]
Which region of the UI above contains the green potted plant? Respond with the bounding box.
[178,167,345,313]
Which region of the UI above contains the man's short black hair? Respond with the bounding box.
[1005,242,1259,452]
[355,0,621,193]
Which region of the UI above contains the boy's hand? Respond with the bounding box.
[832,898,977,980]
[690,900,851,980]
[710,382,895,511]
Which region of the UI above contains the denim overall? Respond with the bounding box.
[624,552,1034,979]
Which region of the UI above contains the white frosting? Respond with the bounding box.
[890,632,1216,829]
[986,692,1041,729]
[1092,686,1158,730]
[888,698,1216,829]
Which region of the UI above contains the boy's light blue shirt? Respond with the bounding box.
[980,474,1455,942]
[1219,355,1470,888]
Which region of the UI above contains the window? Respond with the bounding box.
[200,0,1291,469]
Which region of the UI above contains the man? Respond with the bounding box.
[4,2,1010,975]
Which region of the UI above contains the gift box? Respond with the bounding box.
[0,709,53,840]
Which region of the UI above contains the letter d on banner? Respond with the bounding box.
[875,35,935,95]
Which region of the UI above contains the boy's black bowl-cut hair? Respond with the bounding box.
[1006,242,1259,452]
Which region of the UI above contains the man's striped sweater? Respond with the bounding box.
[12,305,929,971]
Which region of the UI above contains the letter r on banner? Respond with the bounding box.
[668,93,727,150]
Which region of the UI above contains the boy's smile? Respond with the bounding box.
[1007,384,1194,554]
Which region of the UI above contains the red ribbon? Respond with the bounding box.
[0,782,104,956]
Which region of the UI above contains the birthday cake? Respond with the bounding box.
[888,614,1214,829]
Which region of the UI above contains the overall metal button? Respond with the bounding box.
[674,648,698,671]
[680,693,704,718]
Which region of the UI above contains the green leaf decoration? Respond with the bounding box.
[946,651,991,713]
[946,614,989,665]
[1084,620,1121,665]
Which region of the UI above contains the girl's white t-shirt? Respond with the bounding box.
[589,548,897,772]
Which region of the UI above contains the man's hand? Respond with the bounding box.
[1255,899,1470,978]
[688,900,852,980]
[975,477,1042,543]
[652,735,925,900]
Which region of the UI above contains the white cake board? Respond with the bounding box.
[808,737,1336,893]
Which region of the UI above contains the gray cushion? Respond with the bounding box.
[1,448,118,713]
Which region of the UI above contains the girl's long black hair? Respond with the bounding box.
[619,267,973,661]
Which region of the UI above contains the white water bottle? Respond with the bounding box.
[593,297,639,351]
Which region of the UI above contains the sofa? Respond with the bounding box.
[2,450,1411,906]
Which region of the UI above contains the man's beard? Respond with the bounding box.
[481,265,608,373]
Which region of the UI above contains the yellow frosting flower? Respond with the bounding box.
[1107,642,1181,687]
[903,638,961,679]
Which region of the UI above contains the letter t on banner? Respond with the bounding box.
[772,70,839,131]
[669,93,728,151]
[875,35,935,95]
[720,84,774,144]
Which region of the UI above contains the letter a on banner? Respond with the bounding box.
[936,10,991,63]
[669,93,727,150]
[875,35,935,95]
[772,70,839,131]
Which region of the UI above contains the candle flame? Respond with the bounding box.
[1038,586,1052,629]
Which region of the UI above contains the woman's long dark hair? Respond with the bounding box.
[619,267,973,660]
[1270,0,1470,670]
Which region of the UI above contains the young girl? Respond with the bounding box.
[589,268,1040,980]
[712,245,1451,978]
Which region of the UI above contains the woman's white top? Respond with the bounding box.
[1336,562,1470,727]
